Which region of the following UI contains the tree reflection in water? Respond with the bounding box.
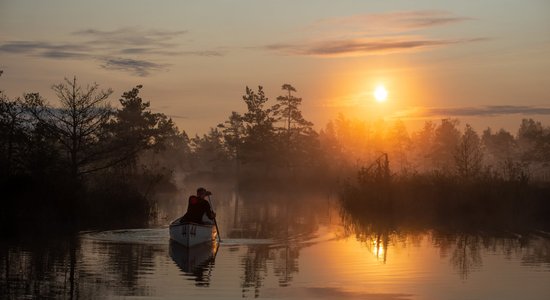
[340,207,550,279]
[433,233,483,280]
[231,189,319,298]
[0,235,80,299]
[0,234,170,299]
[240,244,269,298]
[238,243,302,298]
[89,241,165,296]
[3,189,548,298]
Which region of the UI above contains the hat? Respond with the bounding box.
[197,187,207,195]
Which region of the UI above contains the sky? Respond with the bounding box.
[1,0,549,135]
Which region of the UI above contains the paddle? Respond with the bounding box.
[207,195,222,243]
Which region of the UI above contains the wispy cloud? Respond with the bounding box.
[392,105,550,119]
[426,105,550,117]
[267,37,485,57]
[267,10,483,57]
[73,28,188,47]
[180,50,224,57]
[0,28,223,76]
[41,50,89,59]
[313,10,473,36]
[0,41,88,55]
[101,58,167,77]
[72,28,193,57]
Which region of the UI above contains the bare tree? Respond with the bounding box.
[0,81,29,176]
[24,77,113,178]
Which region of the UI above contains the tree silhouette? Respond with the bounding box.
[240,86,276,166]
[272,84,312,136]
[190,128,229,173]
[387,120,411,172]
[431,119,461,171]
[482,128,516,163]
[24,77,113,178]
[271,84,317,171]
[454,124,483,178]
[518,118,550,162]
[107,85,179,167]
[218,111,245,162]
[0,93,28,177]
[218,111,246,177]
[272,84,314,142]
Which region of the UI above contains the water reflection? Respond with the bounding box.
[236,243,303,298]
[226,190,321,241]
[0,236,79,299]
[432,233,483,280]
[341,207,550,280]
[240,244,269,298]
[228,189,323,296]
[435,231,550,279]
[1,190,549,299]
[79,234,167,298]
[169,241,218,286]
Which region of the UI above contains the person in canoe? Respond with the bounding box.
[181,187,216,224]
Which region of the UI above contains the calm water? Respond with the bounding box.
[2,192,550,299]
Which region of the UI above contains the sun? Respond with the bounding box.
[374,85,388,102]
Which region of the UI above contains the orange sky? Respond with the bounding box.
[1,0,549,135]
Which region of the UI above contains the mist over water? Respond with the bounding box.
[1,188,549,299]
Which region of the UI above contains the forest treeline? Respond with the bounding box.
[2,72,550,232]
[336,115,550,231]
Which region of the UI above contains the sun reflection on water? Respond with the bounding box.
[371,237,386,262]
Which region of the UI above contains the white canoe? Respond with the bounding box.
[169,217,217,247]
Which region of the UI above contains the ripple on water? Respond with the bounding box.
[218,238,274,245]
[81,228,278,247]
[79,226,338,248]
[80,228,169,245]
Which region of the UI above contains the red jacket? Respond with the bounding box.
[181,196,214,223]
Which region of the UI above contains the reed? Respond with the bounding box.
[339,168,550,231]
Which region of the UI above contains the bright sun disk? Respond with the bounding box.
[374,85,388,102]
